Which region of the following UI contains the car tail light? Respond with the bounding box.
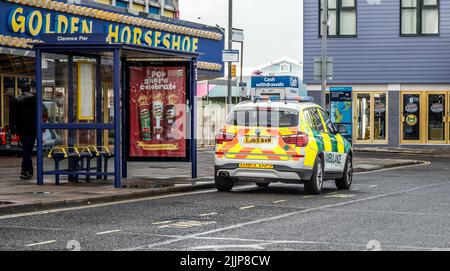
[215,130,235,145]
[282,132,309,147]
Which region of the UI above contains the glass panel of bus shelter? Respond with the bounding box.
[356,93,371,141]
[42,53,69,147]
[101,56,114,145]
[374,93,387,140]
[402,94,421,141]
[428,94,445,141]
[3,77,16,127]
[73,56,97,146]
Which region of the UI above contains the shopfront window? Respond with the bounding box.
[374,93,387,141]
[428,93,445,141]
[402,93,421,141]
[354,92,388,143]
[356,93,370,141]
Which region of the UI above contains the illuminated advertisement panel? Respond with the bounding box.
[128,64,189,160]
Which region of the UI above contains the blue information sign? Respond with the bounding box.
[251,76,299,88]
[330,87,353,142]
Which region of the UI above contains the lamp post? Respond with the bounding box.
[227,0,233,108]
[320,0,328,108]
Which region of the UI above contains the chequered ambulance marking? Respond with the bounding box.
[220,126,302,161]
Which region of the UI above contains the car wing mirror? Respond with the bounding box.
[337,124,347,135]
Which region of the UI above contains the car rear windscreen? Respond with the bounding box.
[226,108,299,128]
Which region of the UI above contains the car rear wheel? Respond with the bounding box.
[304,156,324,195]
[215,176,234,192]
[335,155,353,190]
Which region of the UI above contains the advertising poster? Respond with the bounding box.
[129,66,187,159]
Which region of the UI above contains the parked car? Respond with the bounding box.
[214,96,353,195]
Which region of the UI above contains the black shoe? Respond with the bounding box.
[20,170,31,180]
[27,170,34,178]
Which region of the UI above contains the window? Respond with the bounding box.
[401,0,439,35]
[280,64,291,73]
[318,108,337,134]
[306,108,325,132]
[226,109,299,128]
[320,0,356,37]
[165,0,174,7]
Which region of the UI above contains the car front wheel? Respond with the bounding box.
[304,156,324,195]
[335,155,353,190]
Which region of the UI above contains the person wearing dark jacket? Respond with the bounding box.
[13,84,37,180]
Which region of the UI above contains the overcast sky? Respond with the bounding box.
[180,0,303,68]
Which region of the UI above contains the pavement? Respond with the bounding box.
[0,151,448,251]
[0,147,426,215]
[353,146,450,156]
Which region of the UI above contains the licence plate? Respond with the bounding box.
[239,163,274,169]
[244,137,272,144]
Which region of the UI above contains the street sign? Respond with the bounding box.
[314,57,333,80]
[222,50,240,62]
[251,76,299,88]
[239,82,247,87]
[232,28,244,42]
[231,64,237,78]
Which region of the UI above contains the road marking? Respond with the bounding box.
[0,185,256,221]
[369,185,379,188]
[325,194,355,199]
[190,244,267,250]
[122,180,450,251]
[25,240,57,247]
[240,205,255,210]
[302,195,314,199]
[96,230,122,235]
[327,192,338,195]
[159,220,216,229]
[152,221,173,225]
[273,200,287,204]
[149,234,450,251]
[199,212,217,217]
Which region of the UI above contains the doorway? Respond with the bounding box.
[353,92,388,144]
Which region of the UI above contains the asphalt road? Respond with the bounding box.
[0,152,449,251]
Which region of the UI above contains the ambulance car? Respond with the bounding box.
[214,96,353,195]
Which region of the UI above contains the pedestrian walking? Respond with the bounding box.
[12,84,37,180]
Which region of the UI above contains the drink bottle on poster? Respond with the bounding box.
[152,92,164,140]
[138,93,152,141]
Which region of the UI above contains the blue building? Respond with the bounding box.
[304,0,449,147]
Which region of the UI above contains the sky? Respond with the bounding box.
[180,0,303,68]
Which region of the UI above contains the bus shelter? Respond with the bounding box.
[33,38,200,188]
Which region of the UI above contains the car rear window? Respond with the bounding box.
[226,108,299,128]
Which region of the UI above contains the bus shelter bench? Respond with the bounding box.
[95,146,114,181]
[48,146,82,185]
